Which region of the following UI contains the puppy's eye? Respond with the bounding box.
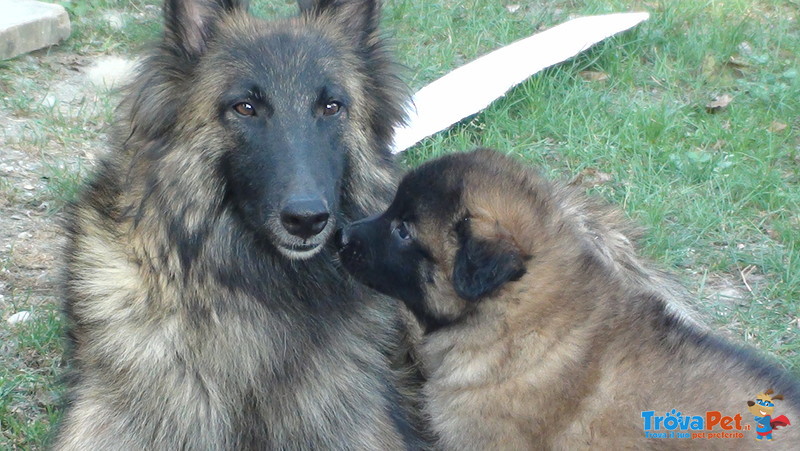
[233,102,256,117]
[393,221,412,242]
[322,101,342,117]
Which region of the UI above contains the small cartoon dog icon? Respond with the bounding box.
[747,389,791,441]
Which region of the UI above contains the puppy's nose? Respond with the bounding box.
[280,199,329,239]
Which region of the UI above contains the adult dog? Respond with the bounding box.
[56,0,424,448]
[338,148,800,449]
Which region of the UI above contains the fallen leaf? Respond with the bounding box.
[725,56,749,77]
[726,55,750,69]
[706,94,733,114]
[768,121,788,133]
[579,70,609,82]
[764,227,780,241]
[570,168,613,187]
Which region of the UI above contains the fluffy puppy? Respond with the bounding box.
[338,148,800,450]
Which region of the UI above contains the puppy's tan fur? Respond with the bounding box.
[388,149,800,449]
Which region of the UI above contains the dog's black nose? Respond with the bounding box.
[280,199,329,239]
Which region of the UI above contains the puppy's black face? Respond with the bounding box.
[337,174,443,327]
[338,213,428,299]
[338,150,530,330]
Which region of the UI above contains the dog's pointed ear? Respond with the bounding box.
[164,0,249,58]
[452,222,526,302]
[299,0,381,48]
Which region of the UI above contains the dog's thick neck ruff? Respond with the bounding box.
[56,1,424,449]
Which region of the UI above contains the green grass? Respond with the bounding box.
[0,302,63,450]
[0,0,798,447]
[41,158,86,213]
[394,0,800,369]
[56,0,163,54]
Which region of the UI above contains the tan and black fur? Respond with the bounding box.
[56,0,427,449]
[338,148,800,449]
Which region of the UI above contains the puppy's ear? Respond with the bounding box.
[452,224,526,302]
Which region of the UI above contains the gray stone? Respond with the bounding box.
[1,0,71,60]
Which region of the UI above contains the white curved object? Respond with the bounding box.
[391,12,650,153]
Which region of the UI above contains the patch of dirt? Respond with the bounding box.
[0,51,135,320]
[0,110,27,144]
[695,272,752,338]
[1,149,62,313]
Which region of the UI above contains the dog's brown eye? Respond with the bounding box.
[322,101,342,116]
[233,102,256,116]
